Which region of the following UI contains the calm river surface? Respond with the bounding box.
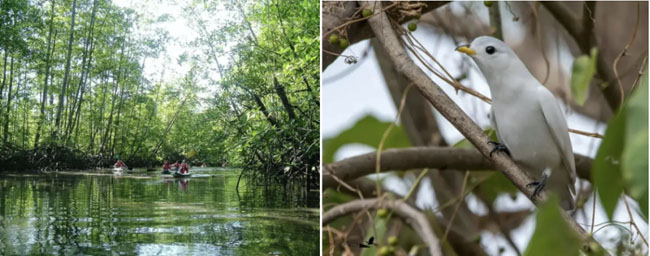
[0,168,319,255]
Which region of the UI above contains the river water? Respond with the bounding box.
[0,168,319,255]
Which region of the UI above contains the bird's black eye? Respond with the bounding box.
[486,46,496,54]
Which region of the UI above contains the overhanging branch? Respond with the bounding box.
[323,147,593,188]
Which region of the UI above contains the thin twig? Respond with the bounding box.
[568,128,604,139]
[622,193,649,246]
[375,83,413,195]
[403,168,429,202]
[612,2,641,109]
[323,2,399,39]
[593,223,635,237]
[441,171,470,243]
[327,225,335,256]
[591,189,597,234]
[331,172,365,200]
[629,56,648,93]
[400,30,493,103]
[322,48,353,58]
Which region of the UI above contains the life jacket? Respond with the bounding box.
[115,161,124,167]
[163,163,170,170]
[180,163,189,173]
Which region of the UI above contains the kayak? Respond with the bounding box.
[173,172,191,178]
[112,167,123,173]
[162,169,171,174]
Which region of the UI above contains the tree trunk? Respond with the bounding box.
[273,77,295,120]
[54,0,78,141]
[110,79,126,154]
[34,0,57,148]
[251,91,277,126]
[151,98,187,157]
[100,39,125,154]
[100,79,118,154]
[0,50,8,100]
[66,0,98,145]
[21,72,28,147]
[3,56,15,143]
[90,73,108,152]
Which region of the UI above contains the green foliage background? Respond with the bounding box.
[0,0,319,188]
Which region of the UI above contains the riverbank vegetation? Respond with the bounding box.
[0,0,319,190]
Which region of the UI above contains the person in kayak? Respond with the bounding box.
[114,159,127,169]
[180,159,190,174]
[173,161,180,172]
[163,161,171,171]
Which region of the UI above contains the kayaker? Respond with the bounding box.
[163,161,171,171]
[114,160,127,169]
[201,162,206,167]
[180,159,189,174]
[173,161,180,172]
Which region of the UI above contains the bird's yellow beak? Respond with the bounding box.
[456,45,476,55]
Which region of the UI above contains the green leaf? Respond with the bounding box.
[571,48,598,106]
[322,115,410,163]
[453,128,497,149]
[524,196,582,256]
[475,171,518,204]
[593,110,626,220]
[621,71,649,219]
[592,69,648,221]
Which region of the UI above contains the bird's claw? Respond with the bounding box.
[526,175,548,200]
[488,141,511,157]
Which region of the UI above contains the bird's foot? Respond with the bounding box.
[488,141,511,157]
[526,169,550,200]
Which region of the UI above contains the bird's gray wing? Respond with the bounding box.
[489,108,505,143]
[536,87,577,192]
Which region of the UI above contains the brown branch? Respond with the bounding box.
[568,128,604,139]
[582,2,596,49]
[323,147,593,189]
[322,198,442,256]
[363,1,602,248]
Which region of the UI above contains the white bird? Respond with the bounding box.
[456,36,576,210]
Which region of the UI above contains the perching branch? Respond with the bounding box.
[323,147,594,188]
[323,198,442,256]
[362,1,602,248]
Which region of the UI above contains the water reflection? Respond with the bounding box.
[0,168,318,255]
